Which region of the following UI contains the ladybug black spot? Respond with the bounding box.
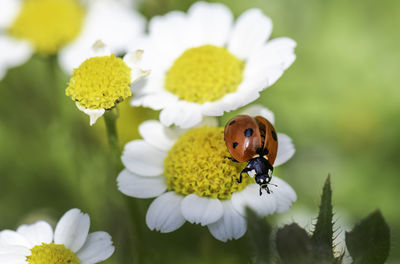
[229,120,236,126]
[233,142,239,148]
[271,129,277,141]
[244,128,253,137]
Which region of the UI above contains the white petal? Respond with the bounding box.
[274,133,295,167]
[58,0,145,73]
[208,200,247,242]
[0,0,21,29]
[181,194,223,226]
[147,11,190,62]
[187,2,233,46]
[0,245,30,256]
[159,103,203,129]
[16,221,53,247]
[239,105,275,124]
[138,120,178,152]
[200,88,260,117]
[117,169,167,198]
[245,37,296,87]
[130,92,177,111]
[146,192,185,233]
[196,117,218,127]
[231,184,277,217]
[270,177,297,213]
[54,209,90,253]
[228,9,272,60]
[0,254,28,264]
[121,140,166,177]
[0,36,32,80]
[0,231,30,248]
[76,103,105,126]
[76,232,114,264]
[123,50,150,83]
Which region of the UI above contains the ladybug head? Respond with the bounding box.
[255,170,276,195]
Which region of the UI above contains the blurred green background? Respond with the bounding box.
[1,0,399,263]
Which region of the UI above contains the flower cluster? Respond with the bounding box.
[0,0,298,262]
[0,209,114,264]
[0,0,145,78]
[115,2,297,242]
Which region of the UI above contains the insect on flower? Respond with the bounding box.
[224,115,278,195]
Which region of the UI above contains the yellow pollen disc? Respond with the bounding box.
[9,0,85,54]
[165,45,244,103]
[27,243,80,264]
[164,126,251,200]
[66,54,132,110]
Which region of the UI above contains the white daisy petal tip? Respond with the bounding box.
[117,169,167,199]
[145,192,186,233]
[76,231,115,264]
[121,140,166,177]
[16,221,53,247]
[207,201,247,242]
[76,103,105,126]
[275,133,295,167]
[181,194,224,226]
[270,177,297,213]
[54,208,90,253]
[231,184,277,217]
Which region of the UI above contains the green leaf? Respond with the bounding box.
[246,208,273,264]
[276,223,313,264]
[311,175,334,260]
[345,210,390,264]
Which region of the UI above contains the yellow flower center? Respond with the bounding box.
[66,54,132,109]
[27,243,80,264]
[164,126,251,200]
[9,0,85,54]
[164,45,244,103]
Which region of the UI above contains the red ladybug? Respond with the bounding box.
[224,115,278,195]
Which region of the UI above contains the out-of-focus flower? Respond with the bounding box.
[65,40,149,125]
[0,208,114,264]
[0,0,145,79]
[117,105,296,242]
[130,1,296,128]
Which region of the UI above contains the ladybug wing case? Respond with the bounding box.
[224,115,261,162]
[255,116,278,165]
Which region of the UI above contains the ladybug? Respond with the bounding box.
[224,115,278,195]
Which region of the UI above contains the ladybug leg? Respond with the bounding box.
[225,156,239,163]
[237,171,243,183]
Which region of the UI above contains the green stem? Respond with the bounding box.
[103,108,122,171]
[103,108,142,263]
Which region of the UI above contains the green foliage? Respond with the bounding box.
[346,210,390,264]
[274,176,390,264]
[246,208,273,264]
[311,176,335,262]
[276,223,313,264]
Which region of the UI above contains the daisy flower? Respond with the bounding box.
[130,1,296,128]
[0,0,145,79]
[117,105,297,242]
[0,208,114,264]
[65,40,149,125]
